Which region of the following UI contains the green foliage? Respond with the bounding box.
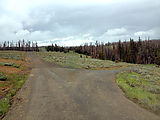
[0,97,10,115]
[0,74,27,116]
[115,60,120,63]
[7,74,27,92]
[0,74,7,81]
[117,70,160,114]
[0,62,20,68]
[45,44,68,53]
[155,51,160,65]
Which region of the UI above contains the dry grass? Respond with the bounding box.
[0,66,22,75]
[0,58,24,66]
[36,51,132,69]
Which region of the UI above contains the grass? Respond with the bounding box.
[0,51,25,60]
[0,51,30,116]
[36,51,132,69]
[0,97,10,115]
[7,74,27,97]
[117,66,160,115]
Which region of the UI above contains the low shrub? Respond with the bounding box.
[115,60,120,63]
[0,74,7,81]
[0,62,20,68]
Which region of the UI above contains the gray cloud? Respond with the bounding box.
[0,0,160,46]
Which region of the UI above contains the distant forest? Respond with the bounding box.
[46,37,160,65]
[0,40,39,51]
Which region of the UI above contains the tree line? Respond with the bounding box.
[0,40,39,51]
[45,44,69,53]
[72,37,160,65]
[46,37,160,65]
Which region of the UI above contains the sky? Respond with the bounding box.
[0,0,160,46]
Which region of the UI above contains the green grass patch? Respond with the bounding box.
[36,51,132,69]
[117,71,160,115]
[0,97,10,115]
[0,74,27,115]
[7,74,27,97]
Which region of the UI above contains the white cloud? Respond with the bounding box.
[29,31,54,41]
[4,0,128,9]
[37,41,52,46]
[57,34,94,46]
[60,39,93,46]
[0,0,160,46]
[134,30,154,36]
[16,30,30,37]
[105,28,127,36]
[0,16,23,33]
[37,34,94,46]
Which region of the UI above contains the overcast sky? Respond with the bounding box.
[0,0,160,46]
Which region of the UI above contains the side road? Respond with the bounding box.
[3,53,160,120]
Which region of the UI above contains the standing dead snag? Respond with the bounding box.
[0,40,39,52]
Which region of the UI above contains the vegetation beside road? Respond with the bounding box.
[0,51,30,117]
[37,51,160,115]
[1,51,158,116]
[117,65,160,115]
[36,51,132,69]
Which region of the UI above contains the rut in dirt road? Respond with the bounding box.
[3,53,160,120]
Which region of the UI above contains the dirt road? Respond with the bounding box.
[3,53,160,120]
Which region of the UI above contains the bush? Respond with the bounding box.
[0,74,7,81]
[155,51,160,66]
[155,57,160,66]
[2,62,14,66]
[115,60,120,63]
[0,62,20,68]
[12,64,20,68]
